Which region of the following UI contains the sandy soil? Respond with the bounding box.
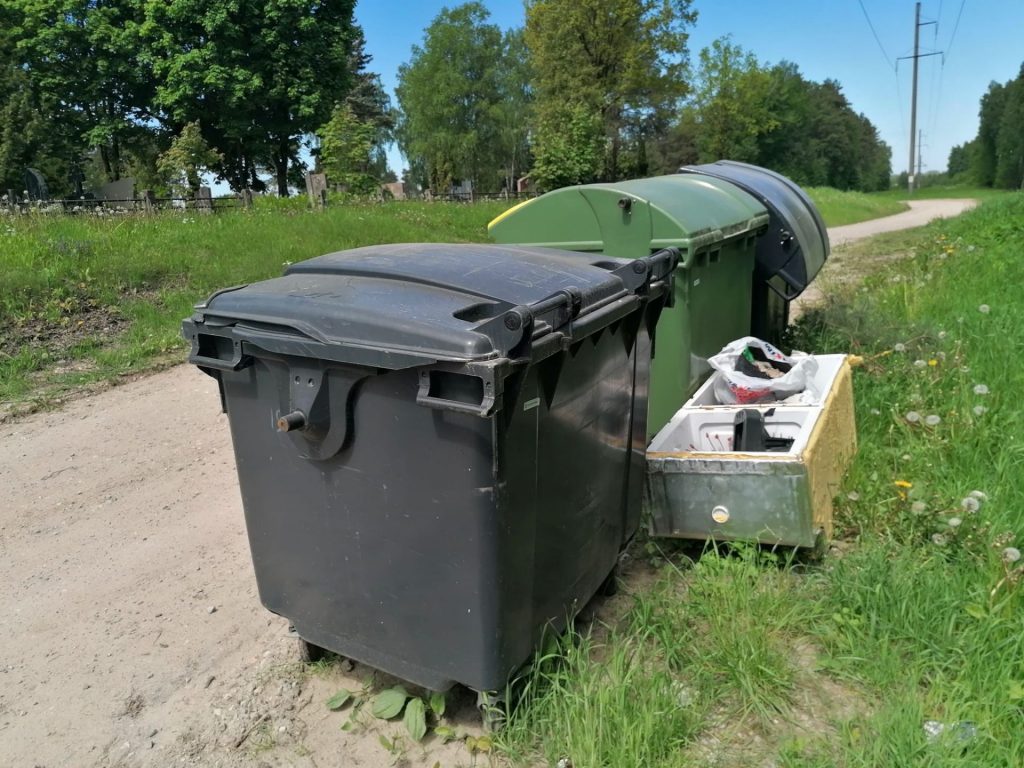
[0,198,976,767]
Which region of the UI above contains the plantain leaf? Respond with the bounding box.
[428,690,446,718]
[371,687,410,720]
[326,689,353,710]
[403,697,427,742]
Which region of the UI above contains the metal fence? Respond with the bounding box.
[0,188,533,217]
[0,194,247,216]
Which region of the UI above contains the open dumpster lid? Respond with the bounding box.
[488,175,769,258]
[678,161,830,298]
[183,243,676,372]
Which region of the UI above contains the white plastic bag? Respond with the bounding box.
[708,337,819,405]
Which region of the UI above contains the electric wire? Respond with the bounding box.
[946,0,967,59]
[857,0,895,70]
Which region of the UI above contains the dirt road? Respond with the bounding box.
[0,197,976,767]
[792,198,978,315]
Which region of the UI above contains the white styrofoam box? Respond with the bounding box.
[647,406,818,456]
[685,353,848,408]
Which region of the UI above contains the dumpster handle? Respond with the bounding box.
[188,331,250,371]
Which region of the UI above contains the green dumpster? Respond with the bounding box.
[488,174,770,436]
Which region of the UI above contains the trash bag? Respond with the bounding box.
[709,337,818,404]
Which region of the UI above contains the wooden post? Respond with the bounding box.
[141,190,156,214]
[240,188,253,209]
[305,172,327,210]
[196,186,213,215]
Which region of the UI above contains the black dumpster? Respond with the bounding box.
[679,160,831,344]
[183,243,676,699]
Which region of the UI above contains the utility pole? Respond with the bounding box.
[900,2,939,194]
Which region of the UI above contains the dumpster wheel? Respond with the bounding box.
[476,690,507,733]
[288,625,330,663]
[597,563,620,597]
[297,638,329,663]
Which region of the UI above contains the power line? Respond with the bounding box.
[946,0,967,58]
[857,0,895,70]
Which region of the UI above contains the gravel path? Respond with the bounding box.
[0,197,978,766]
[793,198,979,315]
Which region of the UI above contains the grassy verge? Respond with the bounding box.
[0,185,969,411]
[805,187,907,227]
[0,200,509,409]
[871,185,1013,203]
[496,193,1024,766]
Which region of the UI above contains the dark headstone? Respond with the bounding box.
[23,168,49,201]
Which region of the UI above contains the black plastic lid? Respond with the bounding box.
[679,161,830,298]
[186,243,674,370]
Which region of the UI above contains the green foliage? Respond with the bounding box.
[325,688,354,711]
[962,64,1024,189]
[142,0,357,195]
[9,0,153,184]
[370,686,410,720]
[0,61,77,195]
[689,45,891,191]
[804,187,906,227]
[319,106,378,195]
[784,196,1024,763]
[689,36,778,162]
[525,0,697,185]
[0,200,514,404]
[401,697,427,742]
[396,3,525,193]
[156,122,221,197]
[529,103,604,190]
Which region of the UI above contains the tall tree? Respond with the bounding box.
[994,66,1024,189]
[492,28,532,191]
[395,3,508,193]
[688,37,777,163]
[947,141,974,179]
[143,0,357,195]
[10,0,155,183]
[525,0,696,187]
[332,27,395,184]
[974,81,1007,187]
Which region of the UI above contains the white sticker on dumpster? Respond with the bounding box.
[523,397,541,411]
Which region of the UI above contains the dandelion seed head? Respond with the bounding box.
[932,533,947,546]
[905,411,921,423]
[948,517,963,528]
[973,405,988,416]
[938,331,947,340]
[847,491,861,501]
[961,497,980,513]
[1003,547,1022,564]
[969,490,988,502]
[925,414,941,426]
[894,343,906,353]
[911,501,927,514]
[979,304,991,314]
[973,384,989,396]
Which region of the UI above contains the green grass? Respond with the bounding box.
[0,200,510,406]
[0,188,916,410]
[495,192,1024,766]
[870,184,1014,202]
[805,187,908,227]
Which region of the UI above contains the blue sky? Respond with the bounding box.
[356,0,1024,179]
